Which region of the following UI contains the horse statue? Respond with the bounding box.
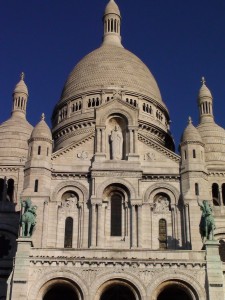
[197,198,215,243]
[20,198,37,237]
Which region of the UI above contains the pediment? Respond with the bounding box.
[52,132,94,163]
[138,132,180,164]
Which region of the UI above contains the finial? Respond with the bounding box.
[201,77,206,85]
[188,116,192,124]
[20,72,25,81]
[41,113,45,121]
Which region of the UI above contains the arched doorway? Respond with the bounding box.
[101,284,136,300]
[98,279,139,300]
[43,280,79,300]
[156,281,195,300]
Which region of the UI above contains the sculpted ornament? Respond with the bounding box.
[144,152,156,161]
[153,195,170,213]
[77,151,88,160]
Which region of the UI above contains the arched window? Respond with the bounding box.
[38,146,41,155]
[159,219,167,250]
[111,194,122,236]
[193,149,196,158]
[64,217,73,248]
[7,179,14,202]
[47,147,49,156]
[195,183,199,196]
[222,184,225,206]
[184,150,187,160]
[0,178,4,201]
[34,180,39,192]
[212,183,220,206]
[219,240,225,262]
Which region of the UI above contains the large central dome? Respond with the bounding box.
[52,0,173,151]
[60,44,163,105]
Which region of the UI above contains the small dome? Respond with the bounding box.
[181,117,202,143]
[198,78,212,100]
[105,0,120,16]
[31,114,52,141]
[13,72,28,95]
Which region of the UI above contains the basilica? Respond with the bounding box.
[0,1,225,299]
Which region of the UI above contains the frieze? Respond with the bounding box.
[52,173,89,179]
[92,171,142,178]
[30,257,206,270]
[142,175,180,181]
[0,167,20,172]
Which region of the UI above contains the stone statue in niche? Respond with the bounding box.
[153,195,170,213]
[110,125,123,160]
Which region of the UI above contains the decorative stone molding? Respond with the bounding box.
[92,171,142,178]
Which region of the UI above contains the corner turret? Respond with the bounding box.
[12,72,29,118]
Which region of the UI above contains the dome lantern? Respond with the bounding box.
[102,0,122,47]
[198,77,214,124]
[12,72,29,119]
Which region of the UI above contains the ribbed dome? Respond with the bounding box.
[105,0,120,16]
[0,115,33,159]
[60,44,163,105]
[181,118,202,143]
[197,121,225,164]
[31,114,52,141]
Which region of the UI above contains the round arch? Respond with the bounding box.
[98,107,136,126]
[147,271,206,300]
[51,181,89,203]
[28,269,88,300]
[91,271,145,300]
[96,178,137,200]
[144,183,180,205]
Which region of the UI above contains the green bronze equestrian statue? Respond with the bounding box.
[20,198,37,237]
[197,198,215,243]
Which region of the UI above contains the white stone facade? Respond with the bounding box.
[0,1,225,299]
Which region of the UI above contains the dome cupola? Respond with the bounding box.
[181,117,202,143]
[198,77,214,124]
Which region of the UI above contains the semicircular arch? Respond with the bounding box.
[147,270,205,300]
[96,178,137,199]
[144,183,180,205]
[52,181,89,203]
[28,269,89,300]
[91,271,146,300]
[99,107,136,126]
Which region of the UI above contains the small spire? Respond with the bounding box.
[41,113,45,121]
[188,116,192,124]
[20,72,25,81]
[201,76,206,85]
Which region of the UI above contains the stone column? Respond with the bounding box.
[102,128,106,153]
[97,204,104,247]
[137,205,142,248]
[96,129,101,153]
[131,205,137,248]
[129,129,134,154]
[205,240,225,300]
[91,204,96,247]
[185,204,191,249]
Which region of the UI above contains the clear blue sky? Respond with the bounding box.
[1,0,225,152]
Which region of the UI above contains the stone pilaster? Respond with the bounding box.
[205,240,225,300]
